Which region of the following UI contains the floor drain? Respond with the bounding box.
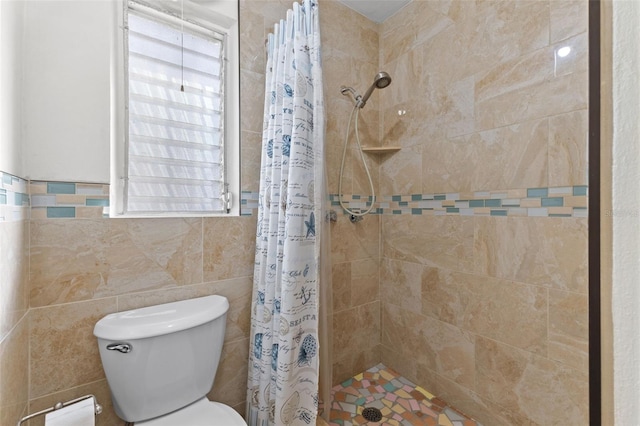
[362,407,383,422]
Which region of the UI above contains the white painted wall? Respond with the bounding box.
[612,0,640,424]
[0,1,24,177]
[23,0,111,183]
[21,0,237,186]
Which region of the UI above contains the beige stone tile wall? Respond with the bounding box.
[0,176,30,426]
[318,0,384,385]
[25,215,257,424]
[378,1,589,424]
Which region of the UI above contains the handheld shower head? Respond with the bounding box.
[357,71,392,108]
[374,71,392,89]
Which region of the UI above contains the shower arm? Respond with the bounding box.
[340,86,362,104]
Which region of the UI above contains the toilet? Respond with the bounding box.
[93,295,247,425]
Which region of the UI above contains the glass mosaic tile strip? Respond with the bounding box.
[0,171,29,222]
[28,181,110,219]
[19,180,588,219]
[334,185,588,218]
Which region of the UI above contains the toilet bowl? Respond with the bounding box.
[136,397,245,425]
[93,295,247,425]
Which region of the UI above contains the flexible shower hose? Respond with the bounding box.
[338,105,376,217]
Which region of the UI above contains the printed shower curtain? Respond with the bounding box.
[247,1,325,425]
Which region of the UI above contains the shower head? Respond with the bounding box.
[357,71,392,108]
[374,71,392,89]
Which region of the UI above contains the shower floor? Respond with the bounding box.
[329,364,482,426]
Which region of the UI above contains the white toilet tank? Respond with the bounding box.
[93,295,229,423]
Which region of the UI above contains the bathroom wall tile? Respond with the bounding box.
[461,118,549,192]
[240,69,265,134]
[203,216,257,282]
[380,0,453,65]
[379,145,422,197]
[241,130,262,192]
[422,268,548,355]
[549,109,588,186]
[30,217,203,307]
[325,99,356,194]
[475,336,589,425]
[332,302,380,365]
[27,379,119,426]
[117,277,253,344]
[330,213,379,264]
[0,220,29,341]
[0,315,29,426]
[417,17,475,87]
[383,48,423,108]
[553,32,589,78]
[351,145,381,200]
[319,0,378,63]
[475,70,588,132]
[421,138,474,195]
[331,262,351,313]
[382,215,474,273]
[388,71,474,144]
[241,0,290,33]
[443,75,476,139]
[381,100,438,149]
[380,258,422,314]
[113,218,203,285]
[380,6,417,65]
[472,0,549,67]
[322,49,352,106]
[30,298,118,398]
[550,0,588,43]
[350,258,379,307]
[208,337,250,408]
[332,344,381,386]
[382,303,475,389]
[75,206,107,218]
[328,55,379,121]
[475,46,553,104]
[474,217,588,293]
[29,219,109,307]
[548,289,589,372]
[380,344,418,386]
[239,1,267,75]
[200,278,254,344]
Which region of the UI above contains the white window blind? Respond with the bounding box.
[125,5,227,214]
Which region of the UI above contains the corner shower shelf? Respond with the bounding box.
[361,146,401,154]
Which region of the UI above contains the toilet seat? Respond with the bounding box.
[136,397,247,426]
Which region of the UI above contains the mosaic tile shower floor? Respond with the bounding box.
[329,364,482,426]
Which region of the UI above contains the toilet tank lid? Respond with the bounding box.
[93,295,229,340]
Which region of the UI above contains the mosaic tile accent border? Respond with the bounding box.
[27,182,260,218]
[6,179,587,219]
[241,190,259,216]
[331,185,588,218]
[0,171,30,222]
[30,181,110,219]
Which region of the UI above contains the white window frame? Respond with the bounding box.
[110,0,240,217]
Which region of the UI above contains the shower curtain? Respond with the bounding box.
[247,1,326,425]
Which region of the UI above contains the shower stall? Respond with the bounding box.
[319,0,590,424]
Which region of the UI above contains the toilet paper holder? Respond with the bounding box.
[17,394,102,426]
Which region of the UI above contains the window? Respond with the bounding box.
[112,0,239,216]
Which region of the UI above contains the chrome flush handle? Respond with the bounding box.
[106,343,132,353]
